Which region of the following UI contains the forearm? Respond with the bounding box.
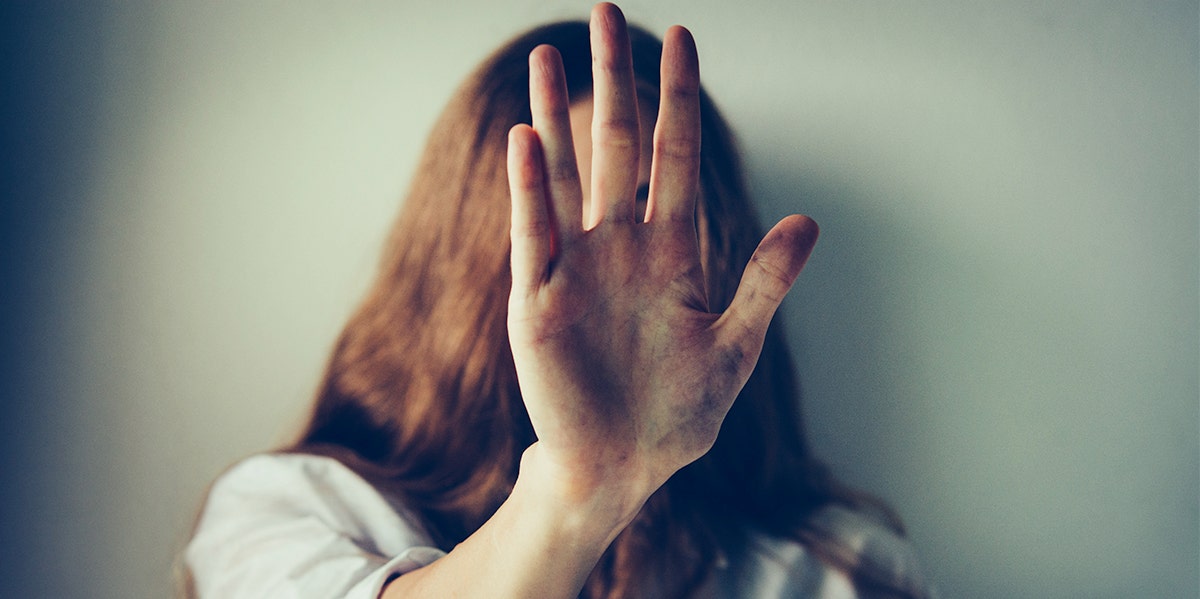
[380,444,646,599]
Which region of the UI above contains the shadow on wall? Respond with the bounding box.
[750,157,999,597]
[748,143,1198,598]
[749,152,944,516]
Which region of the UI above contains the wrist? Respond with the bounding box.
[513,442,652,544]
[382,443,655,599]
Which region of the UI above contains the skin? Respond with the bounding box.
[382,4,818,597]
[569,96,656,224]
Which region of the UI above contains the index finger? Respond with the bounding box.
[530,44,585,242]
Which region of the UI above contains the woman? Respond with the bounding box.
[183,4,930,598]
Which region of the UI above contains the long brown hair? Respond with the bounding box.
[293,20,915,599]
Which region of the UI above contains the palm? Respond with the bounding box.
[512,223,723,477]
[506,4,818,499]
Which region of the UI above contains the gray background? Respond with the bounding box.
[3,1,1196,597]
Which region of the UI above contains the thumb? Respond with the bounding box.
[718,215,819,351]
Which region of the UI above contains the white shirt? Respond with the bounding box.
[185,453,930,598]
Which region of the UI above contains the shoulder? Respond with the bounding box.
[184,452,443,598]
[195,451,434,550]
[205,453,397,511]
[733,505,933,598]
[807,504,934,598]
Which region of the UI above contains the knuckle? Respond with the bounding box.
[663,85,699,105]
[511,163,543,191]
[547,158,580,183]
[595,117,640,148]
[511,215,550,240]
[654,136,700,162]
[594,60,633,77]
[748,254,791,302]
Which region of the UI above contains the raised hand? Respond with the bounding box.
[506,3,818,516]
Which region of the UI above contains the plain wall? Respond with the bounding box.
[2,1,1196,597]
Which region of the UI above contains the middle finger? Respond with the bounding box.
[588,2,640,227]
